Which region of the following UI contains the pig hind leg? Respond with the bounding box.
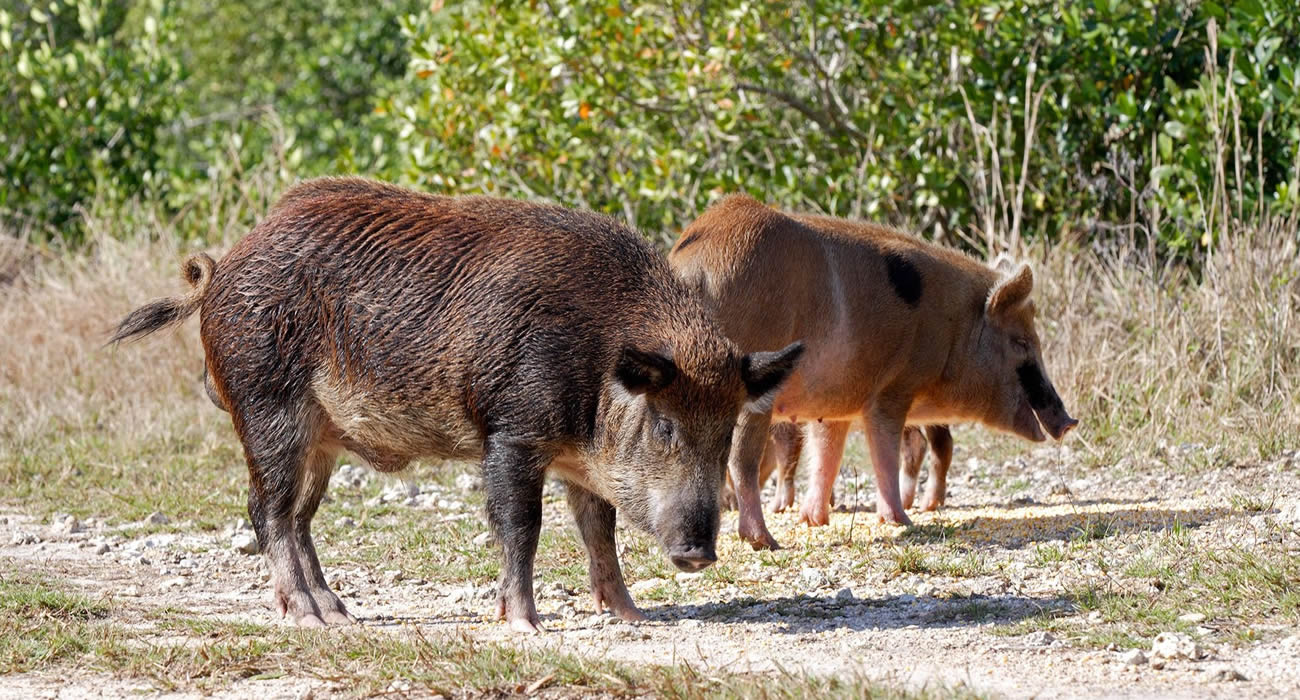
[899,426,928,510]
[566,483,645,622]
[920,425,954,511]
[798,421,849,527]
[484,436,549,633]
[772,422,804,513]
[239,402,354,627]
[864,408,912,526]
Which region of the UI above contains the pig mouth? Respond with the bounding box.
[1014,398,1047,442]
[1016,397,1079,441]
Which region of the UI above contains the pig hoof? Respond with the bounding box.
[798,504,830,527]
[295,613,327,629]
[612,606,648,623]
[877,511,913,527]
[921,498,943,512]
[739,526,781,551]
[322,609,357,625]
[508,616,544,634]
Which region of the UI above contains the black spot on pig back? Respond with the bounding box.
[884,253,922,306]
[1017,362,1054,410]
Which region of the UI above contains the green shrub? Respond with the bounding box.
[381,0,1300,251]
[0,0,183,239]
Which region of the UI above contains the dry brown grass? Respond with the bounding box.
[1033,222,1300,467]
[1,196,1295,499]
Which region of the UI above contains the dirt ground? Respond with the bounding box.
[3,436,1299,699]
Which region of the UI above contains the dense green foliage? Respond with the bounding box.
[3,0,1298,252]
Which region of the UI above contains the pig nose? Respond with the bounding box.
[1059,416,1079,437]
[669,545,717,572]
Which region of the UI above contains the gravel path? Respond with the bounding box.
[3,447,1299,699]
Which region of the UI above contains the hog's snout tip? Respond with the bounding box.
[669,545,717,573]
[1053,416,1079,440]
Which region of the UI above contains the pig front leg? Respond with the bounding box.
[483,437,548,633]
[864,410,912,526]
[797,420,849,526]
[566,483,646,622]
[920,425,954,511]
[729,409,781,550]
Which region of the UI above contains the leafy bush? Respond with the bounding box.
[3,0,1298,254]
[167,0,419,175]
[382,0,1300,252]
[0,0,183,238]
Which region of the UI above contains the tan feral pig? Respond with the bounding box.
[669,195,1075,549]
[109,178,802,632]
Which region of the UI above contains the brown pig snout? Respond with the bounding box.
[669,544,717,572]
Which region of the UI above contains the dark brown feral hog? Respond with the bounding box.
[110,178,802,632]
[669,195,1075,549]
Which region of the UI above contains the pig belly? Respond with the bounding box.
[769,384,864,423]
[311,371,483,468]
[768,358,873,422]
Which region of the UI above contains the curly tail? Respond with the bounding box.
[108,253,217,346]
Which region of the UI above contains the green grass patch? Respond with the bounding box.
[0,577,980,698]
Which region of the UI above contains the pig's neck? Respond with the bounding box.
[910,281,996,424]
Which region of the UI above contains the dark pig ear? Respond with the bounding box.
[741,341,804,412]
[616,347,679,395]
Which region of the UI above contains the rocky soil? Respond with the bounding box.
[3,442,1299,699]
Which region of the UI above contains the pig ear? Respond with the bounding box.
[741,341,804,413]
[615,347,678,395]
[986,263,1034,318]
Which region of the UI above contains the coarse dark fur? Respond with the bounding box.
[110,177,801,631]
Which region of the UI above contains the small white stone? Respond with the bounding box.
[382,569,404,584]
[1026,631,1056,647]
[455,473,482,493]
[1205,665,1246,682]
[52,515,82,534]
[472,531,492,546]
[144,511,169,525]
[1119,649,1147,666]
[630,578,666,594]
[93,543,111,555]
[1151,632,1204,660]
[231,533,260,555]
[334,517,356,529]
[1178,612,1207,624]
[9,532,39,545]
[799,567,828,590]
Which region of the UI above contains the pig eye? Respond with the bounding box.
[1012,337,1031,352]
[653,418,676,447]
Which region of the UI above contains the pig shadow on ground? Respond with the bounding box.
[638,592,1071,635]
[810,499,1232,550]
[895,503,1232,551]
